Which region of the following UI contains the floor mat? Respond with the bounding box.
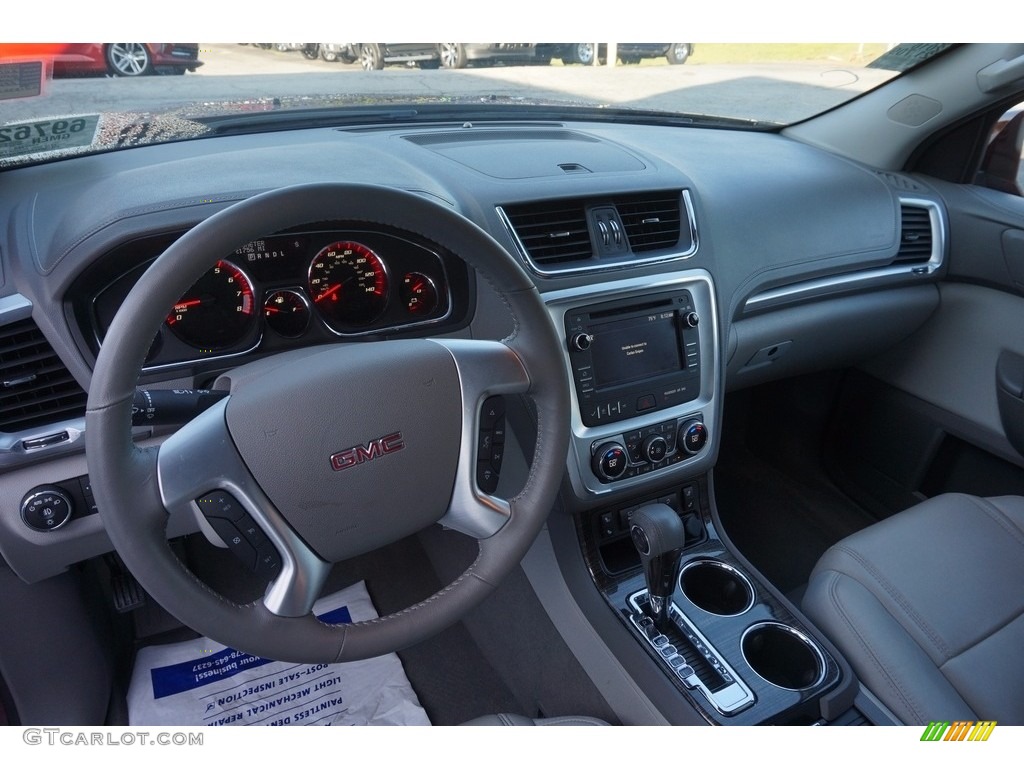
[127,581,430,726]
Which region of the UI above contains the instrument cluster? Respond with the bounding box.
[86,227,464,372]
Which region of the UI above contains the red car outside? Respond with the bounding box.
[0,43,203,77]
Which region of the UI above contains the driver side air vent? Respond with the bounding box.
[498,199,592,267]
[499,190,693,274]
[0,319,87,433]
[893,204,934,264]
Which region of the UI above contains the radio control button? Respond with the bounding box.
[685,311,700,328]
[570,333,594,352]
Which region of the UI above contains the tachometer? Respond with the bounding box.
[166,260,256,350]
[308,241,389,329]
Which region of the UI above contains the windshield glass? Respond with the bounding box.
[0,39,951,168]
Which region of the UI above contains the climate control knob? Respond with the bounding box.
[592,442,628,482]
[679,420,709,455]
[642,434,669,463]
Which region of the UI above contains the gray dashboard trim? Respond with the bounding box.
[743,197,946,314]
[0,293,33,323]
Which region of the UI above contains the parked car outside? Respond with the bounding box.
[349,43,440,70]
[436,43,536,69]
[0,43,202,77]
[537,42,693,65]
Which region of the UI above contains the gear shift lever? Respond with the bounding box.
[629,503,686,625]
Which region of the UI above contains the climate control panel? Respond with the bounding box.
[591,413,708,484]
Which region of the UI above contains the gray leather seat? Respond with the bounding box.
[803,493,1024,724]
[462,714,608,726]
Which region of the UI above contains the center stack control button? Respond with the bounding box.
[592,442,628,482]
[679,420,708,455]
[642,434,669,463]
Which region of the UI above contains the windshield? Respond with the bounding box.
[0,41,951,168]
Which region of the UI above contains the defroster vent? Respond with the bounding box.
[0,319,87,433]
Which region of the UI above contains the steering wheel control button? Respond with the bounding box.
[255,542,283,578]
[205,516,258,571]
[476,396,506,494]
[592,442,628,482]
[21,487,73,532]
[680,420,708,455]
[196,490,277,574]
[196,490,245,522]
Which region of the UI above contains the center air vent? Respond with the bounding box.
[893,204,935,264]
[0,319,87,433]
[499,190,693,274]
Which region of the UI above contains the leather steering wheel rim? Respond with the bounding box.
[86,183,569,663]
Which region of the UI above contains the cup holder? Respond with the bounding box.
[741,622,826,691]
[679,559,755,616]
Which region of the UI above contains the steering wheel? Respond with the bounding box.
[85,184,569,663]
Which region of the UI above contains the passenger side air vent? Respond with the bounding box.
[893,204,934,264]
[0,319,87,433]
[499,190,693,274]
[617,191,683,253]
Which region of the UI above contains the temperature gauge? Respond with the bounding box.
[263,289,311,338]
[400,272,439,316]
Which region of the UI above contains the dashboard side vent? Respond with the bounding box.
[893,204,934,264]
[617,191,683,253]
[499,199,592,267]
[0,319,87,433]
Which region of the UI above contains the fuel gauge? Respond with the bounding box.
[401,272,439,316]
[264,289,311,338]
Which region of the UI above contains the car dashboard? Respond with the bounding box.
[0,115,950,725]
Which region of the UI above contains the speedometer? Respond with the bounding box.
[166,260,256,350]
[308,241,389,329]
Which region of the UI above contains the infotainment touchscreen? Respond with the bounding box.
[590,312,683,389]
[564,289,701,426]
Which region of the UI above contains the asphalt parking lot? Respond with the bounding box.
[4,43,892,126]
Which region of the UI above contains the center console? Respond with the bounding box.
[543,270,849,724]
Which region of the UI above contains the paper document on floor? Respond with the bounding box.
[127,581,430,726]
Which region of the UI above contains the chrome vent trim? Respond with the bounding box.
[0,318,88,433]
[498,190,698,277]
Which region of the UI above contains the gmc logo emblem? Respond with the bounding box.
[330,432,405,471]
